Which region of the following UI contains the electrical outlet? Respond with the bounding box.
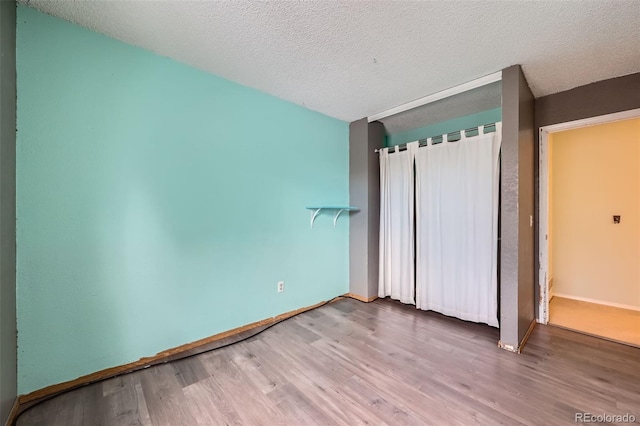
[277,281,285,293]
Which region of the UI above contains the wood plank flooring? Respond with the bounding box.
[550,296,640,347]
[17,298,640,425]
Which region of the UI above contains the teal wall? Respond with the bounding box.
[16,6,349,394]
[386,108,502,146]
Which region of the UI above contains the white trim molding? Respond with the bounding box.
[553,294,640,313]
[540,108,640,133]
[367,71,502,123]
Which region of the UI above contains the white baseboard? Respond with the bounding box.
[553,293,640,312]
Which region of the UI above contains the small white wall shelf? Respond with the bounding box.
[306,206,359,228]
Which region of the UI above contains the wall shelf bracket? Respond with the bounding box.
[306,206,359,228]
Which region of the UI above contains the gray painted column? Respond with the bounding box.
[349,119,384,300]
[499,65,536,352]
[0,0,17,422]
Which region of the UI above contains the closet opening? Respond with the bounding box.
[538,108,640,347]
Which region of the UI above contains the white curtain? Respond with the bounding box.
[379,142,418,304]
[415,124,501,327]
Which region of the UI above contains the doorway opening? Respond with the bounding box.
[539,108,640,347]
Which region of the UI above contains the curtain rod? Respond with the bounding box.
[367,71,502,123]
[374,122,498,153]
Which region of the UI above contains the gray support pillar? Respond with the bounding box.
[0,0,17,422]
[499,65,536,352]
[349,119,384,300]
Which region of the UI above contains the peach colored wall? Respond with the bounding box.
[548,133,554,294]
[551,118,640,309]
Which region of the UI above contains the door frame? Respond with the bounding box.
[537,107,640,324]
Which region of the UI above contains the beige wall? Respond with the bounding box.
[551,118,640,309]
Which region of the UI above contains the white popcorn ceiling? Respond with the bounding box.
[20,0,640,122]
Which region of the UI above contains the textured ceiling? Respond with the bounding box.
[20,0,640,122]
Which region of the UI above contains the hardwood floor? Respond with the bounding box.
[17,298,640,425]
[550,296,640,347]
